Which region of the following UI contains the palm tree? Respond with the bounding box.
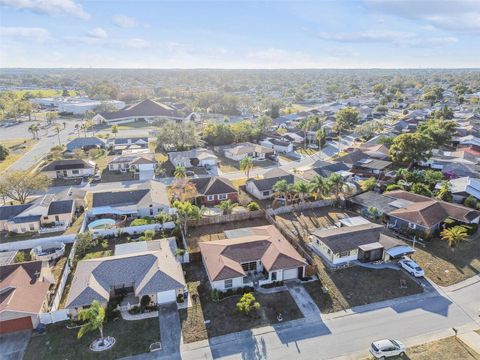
[174,166,187,179]
[77,300,106,345]
[440,225,469,256]
[294,181,310,203]
[272,179,289,205]
[111,125,118,138]
[436,181,452,202]
[315,128,326,149]
[53,124,62,145]
[216,199,238,215]
[28,124,39,139]
[62,121,66,130]
[74,123,81,137]
[367,206,380,220]
[309,175,328,200]
[328,173,346,203]
[240,156,254,179]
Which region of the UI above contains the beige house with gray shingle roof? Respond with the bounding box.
[200,225,307,291]
[66,238,186,311]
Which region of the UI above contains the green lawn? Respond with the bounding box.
[25,318,160,360]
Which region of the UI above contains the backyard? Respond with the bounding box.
[217,155,277,173]
[365,336,480,360]
[186,218,270,254]
[24,318,160,360]
[179,262,303,343]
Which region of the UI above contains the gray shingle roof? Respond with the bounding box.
[41,159,95,172]
[99,99,177,121]
[0,203,32,221]
[48,200,74,215]
[66,137,106,151]
[250,174,296,192]
[190,176,237,196]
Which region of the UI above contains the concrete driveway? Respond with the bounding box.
[158,303,181,357]
[286,281,322,322]
[0,330,31,360]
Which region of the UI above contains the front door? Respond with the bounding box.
[297,267,304,278]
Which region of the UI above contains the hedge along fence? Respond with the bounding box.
[188,210,265,227]
[90,221,176,238]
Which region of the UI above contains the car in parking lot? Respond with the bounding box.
[370,339,406,359]
[399,258,424,277]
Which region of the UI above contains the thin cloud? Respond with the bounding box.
[0,26,51,42]
[318,30,415,43]
[87,27,108,39]
[112,15,137,28]
[125,38,150,49]
[0,0,90,20]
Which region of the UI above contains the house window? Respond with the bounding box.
[338,250,350,258]
[43,216,49,220]
[241,261,257,272]
[262,190,271,197]
[243,276,250,284]
[150,209,154,216]
[207,195,215,201]
[224,279,233,289]
[218,194,228,200]
[29,224,35,231]
[271,271,277,281]
[55,215,60,222]
[408,222,417,229]
[72,169,79,175]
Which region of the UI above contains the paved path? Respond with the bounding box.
[286,282,321,323]
[158,303,182,357]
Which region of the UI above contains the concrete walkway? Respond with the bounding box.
[121,310,158,321]
[286,282,322,322]
[458,331,480,355]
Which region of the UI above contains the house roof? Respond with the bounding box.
[113,137,149,145]
[348,191,398,214]
[109,154,156,165]
[354,158,392,170]
[48,200,74,215]
[0,261,50,315]
[66,241,185,308]
[249,174,296,192]
[0,203,32,221]
[386,190,480,227]
[41,159,95,172]
[312,223,384,253]
[92,181,170,209]
[226,142,274,156]
[189,176,237,196]
[66,137,106,151]
[168,148,217,165]
[98,99,177,121]
[199,225,306,281]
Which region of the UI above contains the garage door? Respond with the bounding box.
[0,317,33,334]
[283,268,299,280]
[157,290,176,304]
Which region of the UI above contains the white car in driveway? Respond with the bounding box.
[370,339,406,359]
[399,258,425,277]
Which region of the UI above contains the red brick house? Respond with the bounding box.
[189,176,238,206]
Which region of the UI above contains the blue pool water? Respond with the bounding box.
[88,218,116,230]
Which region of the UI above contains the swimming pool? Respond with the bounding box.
[88,218,116,230]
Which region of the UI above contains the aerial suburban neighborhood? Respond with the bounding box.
[1,1,480,360]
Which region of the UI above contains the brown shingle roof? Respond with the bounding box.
[199,225,306,281]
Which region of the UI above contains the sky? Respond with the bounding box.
[0,0,479,69]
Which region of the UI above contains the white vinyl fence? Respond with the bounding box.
[0,234,76,252]
[90,221,175,238]
[39,309,70,325]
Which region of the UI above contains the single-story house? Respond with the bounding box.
[93,99,180,125]
[65,238,186,312]
[66,137,107,152]
[109,137,149,154]
[260,138,294,154]
[0,194,75,234]
[189,176,238,206]
[310,221,411,265]
[223,142,275,161]
[108,154,157,177]
[351,158,392,178]
[435,177,480,203]
[300,161,352,181]
[245,168,297,200]
[281,132,304,146]
[0,261,52,333]
[40,159,96,179]
[168,148,217,168]
[200,225,307,291]
[386,190,480,236]
[88,180,172,218]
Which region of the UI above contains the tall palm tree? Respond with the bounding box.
[239,156,254,179]
[53,124,62,145]
[309,175,328,200]
[315,128,326,149]
[328,173,346,203]
[77,300,106,345]
[440,225,468,256]
[272,179,289,204]
[294,181,310,203]
[174,166,187,179]
[216,199,238,215]
[436,181,452,202]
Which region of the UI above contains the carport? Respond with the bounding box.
[385,245,415,260]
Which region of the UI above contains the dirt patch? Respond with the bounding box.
[179,262,303,343]
[410,234,480,287]
[186,218,270,254]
